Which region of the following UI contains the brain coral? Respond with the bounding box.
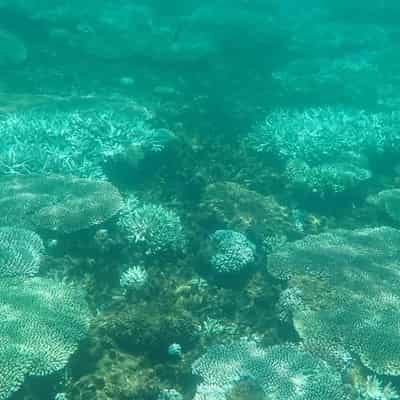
[0,227,44,277]
[192,339,349,400]
[0,277,91,400]
[267,226,400,375]
[0,175,123,233]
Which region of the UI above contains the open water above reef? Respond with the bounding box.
[2,1,400,400]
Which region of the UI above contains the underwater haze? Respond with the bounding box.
[2,1,400,399]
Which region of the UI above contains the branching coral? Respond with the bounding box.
[286,159,371,196]
[356,375,399,400]
[0,102,170,178]
[249,107,400,165]
[120,265,148,290]
[118,196,186,256]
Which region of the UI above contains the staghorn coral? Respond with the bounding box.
[249,107,400,166]
[0,101,171,178]
[249,107,371,165]
[0,277,91,400]
[267,226,400,375]
[192,338,349,400]
[0,175,123,233]
[0,227,44,277]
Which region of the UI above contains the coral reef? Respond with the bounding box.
[207,230,256,275]
[367,189,400,223]
[118,196,187,256]
[119,265,148,290]
[69,349,162,400]
[267,227,400,374]
[2,1,400,399]
[0,277,91,400]
[0,101,164,178]
[0,175,123,233]
[355,375,399,400]
[249,107,374,165]
[200,182,297,245]
[0,227,44,277]
[286,158,372,197]
[192,339,350,400]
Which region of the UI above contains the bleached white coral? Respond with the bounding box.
[192,339,349,400]
[118,196,186,256]
[120,265,148,290]
[356,375,399,400]
[209,230,256,274]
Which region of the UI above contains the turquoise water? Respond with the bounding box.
[1,2,400,400]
